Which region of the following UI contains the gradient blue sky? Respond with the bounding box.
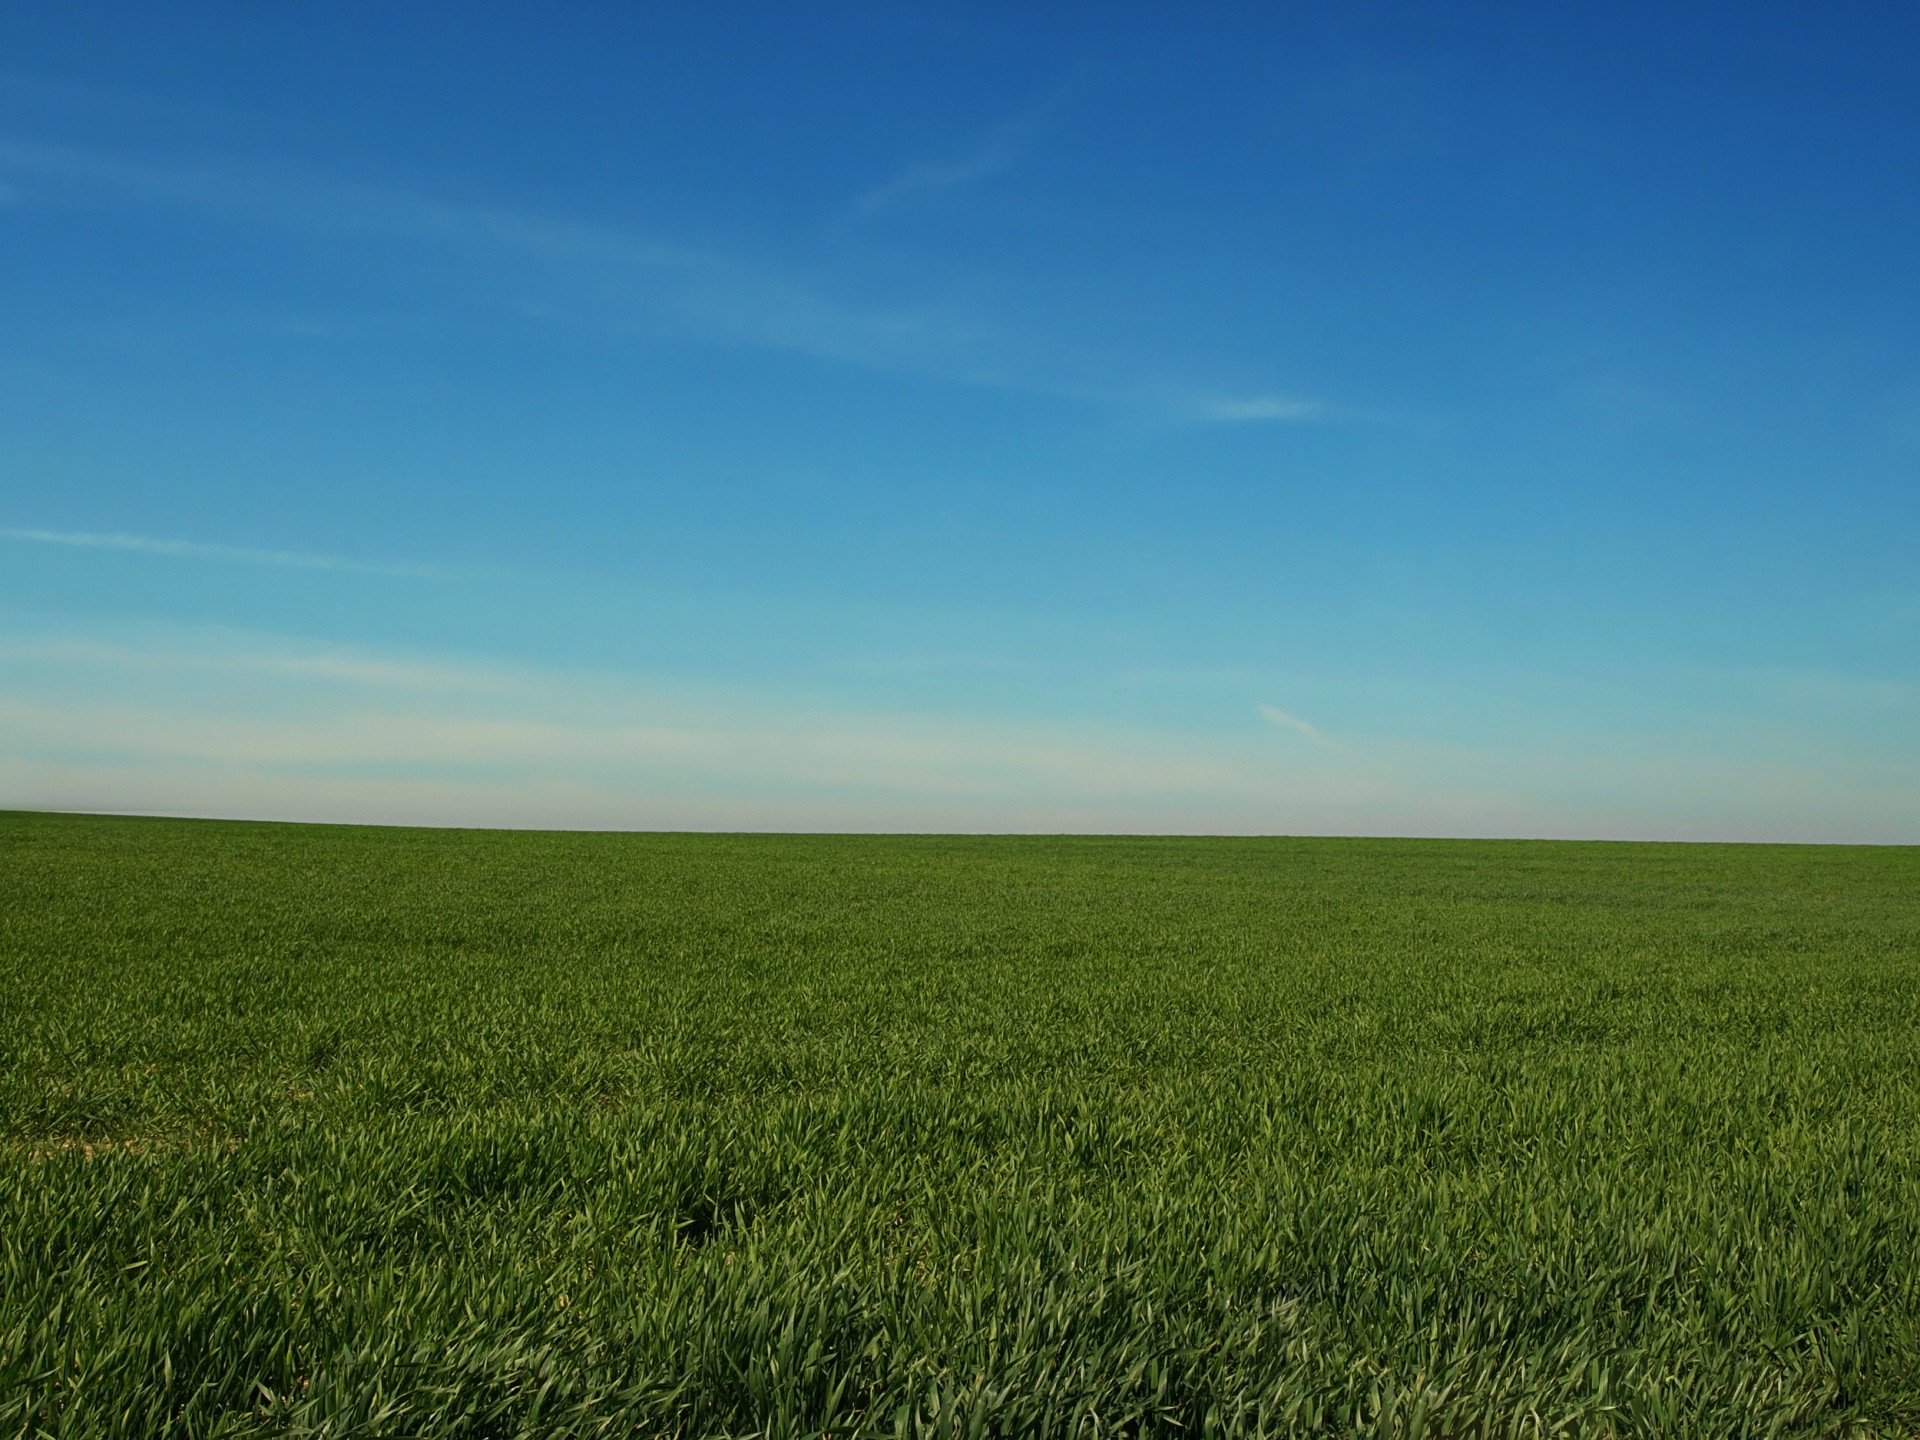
[3,2,1916,838]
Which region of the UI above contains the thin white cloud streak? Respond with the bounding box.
[0,134,1056,399]
[1257,704,1332,745]
[0,626,1365,826]
[0,634,503,691]
[0,137,698,270]
[0,626,1246,794]
[853,73,1089,218]
[856,138,1017,216]
[0,526,453,579]
[0,698,1249,802]
[860,127,1029,216]
[11,729,1910,840]
[3,627,1915,840]
[0,132,1353,419]
[1200,396,1328,424]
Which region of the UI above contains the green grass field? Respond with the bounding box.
[3,811,1917,1438]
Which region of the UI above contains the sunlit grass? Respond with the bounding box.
[3,812,1917,1436]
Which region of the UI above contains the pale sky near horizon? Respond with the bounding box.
[3,3,1917,839]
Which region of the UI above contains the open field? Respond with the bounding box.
[2,812,1918,1437]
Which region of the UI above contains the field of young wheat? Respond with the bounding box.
[3,811,1917,1437]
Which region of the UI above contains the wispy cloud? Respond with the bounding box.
[1258,703,1331,744]
[0,697,1246,800]
[0,527,453,579]
[5,621,1913,840]
[0,133,1110,400]
[0,625,1297,825]
[856,136,1018,216]
[0,134,993,387]
[0,124,1365,423]
[853,73,1088,219]
[0,136,698,270]
[1196,395,1328,424]
[0,633,502,690]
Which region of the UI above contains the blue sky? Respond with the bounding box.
[2,1,1916,838]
